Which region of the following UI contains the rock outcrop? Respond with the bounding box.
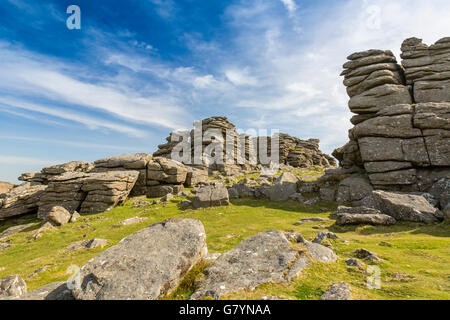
[153,116,335,172]
[37,170,139,218]
[316,37,450,210]
[0,275,27,298]
[0,183,46,219]
[73,218,207,300]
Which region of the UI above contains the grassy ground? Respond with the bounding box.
[0,194,449,300]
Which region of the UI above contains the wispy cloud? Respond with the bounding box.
[280,0,297,13]
[0,155,61,166]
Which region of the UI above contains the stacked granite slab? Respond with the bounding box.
[19,161,94,185]
[401,37,450,103]
[92,153,151,196]
[37,170,139,218]
[322,36,450,205]
[0,183,47,219]
[146,157,188,197]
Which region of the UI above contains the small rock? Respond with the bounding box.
[161,193,174,202]
[0,223,35,241]
[120,217,148,226]
[65,238,108,251]
[0,275,27,298]
[69,211,81,223]
[345,258,363,268]
[353,248,381,261]
[33,222,55,240]
[304,197,319,205]
[320,282,351,300]
[180,191,191,197]
[153,200,161,205]
[132,201,150,208]
[27,266,48,279]
[179,200,192,208]
[294,217,329,225]
[312,231,339,244]
[304,241,338,263]
[0,243,12,250]
[289,193,305,203]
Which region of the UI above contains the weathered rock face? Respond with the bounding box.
[37,170,139,218]
[322,37,450,206]
[192,183,230,209]
[73,218,207,300]
[0,183,46,219]
[191,230,308,300]
[93,153,151,197]
[401,37,450,103]
[372,190,442,223]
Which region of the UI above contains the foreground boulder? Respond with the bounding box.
[192,183,230,209]
[44,206,71,226]
[191,230,307,300]
[73,218,207,300]
[0,275,27,298]
[372,190,442,223]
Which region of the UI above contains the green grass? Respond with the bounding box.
[0,195,449,300]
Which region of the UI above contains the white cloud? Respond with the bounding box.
[280,0,297,13]
[225,69,259,86]
[0,155,61,166]
[0,96,148,138]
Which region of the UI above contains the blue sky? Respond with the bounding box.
[0,0,449,183]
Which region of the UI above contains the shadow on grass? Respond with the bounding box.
[229,198,338,215]
[329,221,450,238]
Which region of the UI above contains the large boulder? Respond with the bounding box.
[336,212,396,226]
[191,230,309,300]
[192,184,229,209]
[44,206,72,226]
[336,174,373,204]
[268,173,299,201]
[227,184,255,199]
[0,275,27,298]
[72,219,207,300]
[372,190,442,223]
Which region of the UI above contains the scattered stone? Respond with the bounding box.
[33,222,54,240]
[65,238,108,251]
[345,258,363,268]
[304,197,319,205]
[353,248,381,261]
[312,231,339,244]
[0,243,12,250]
[132,201,150,208]
[289,193,305,203]
[120,217,148,226]
[73,219,207,300]
[0,275,27,298]
[179,200,192,208]
[284,231,306,243]
[161,193,174,202]
[320,282,351,300]
[27,266,48,279]
[294,217,329,225]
